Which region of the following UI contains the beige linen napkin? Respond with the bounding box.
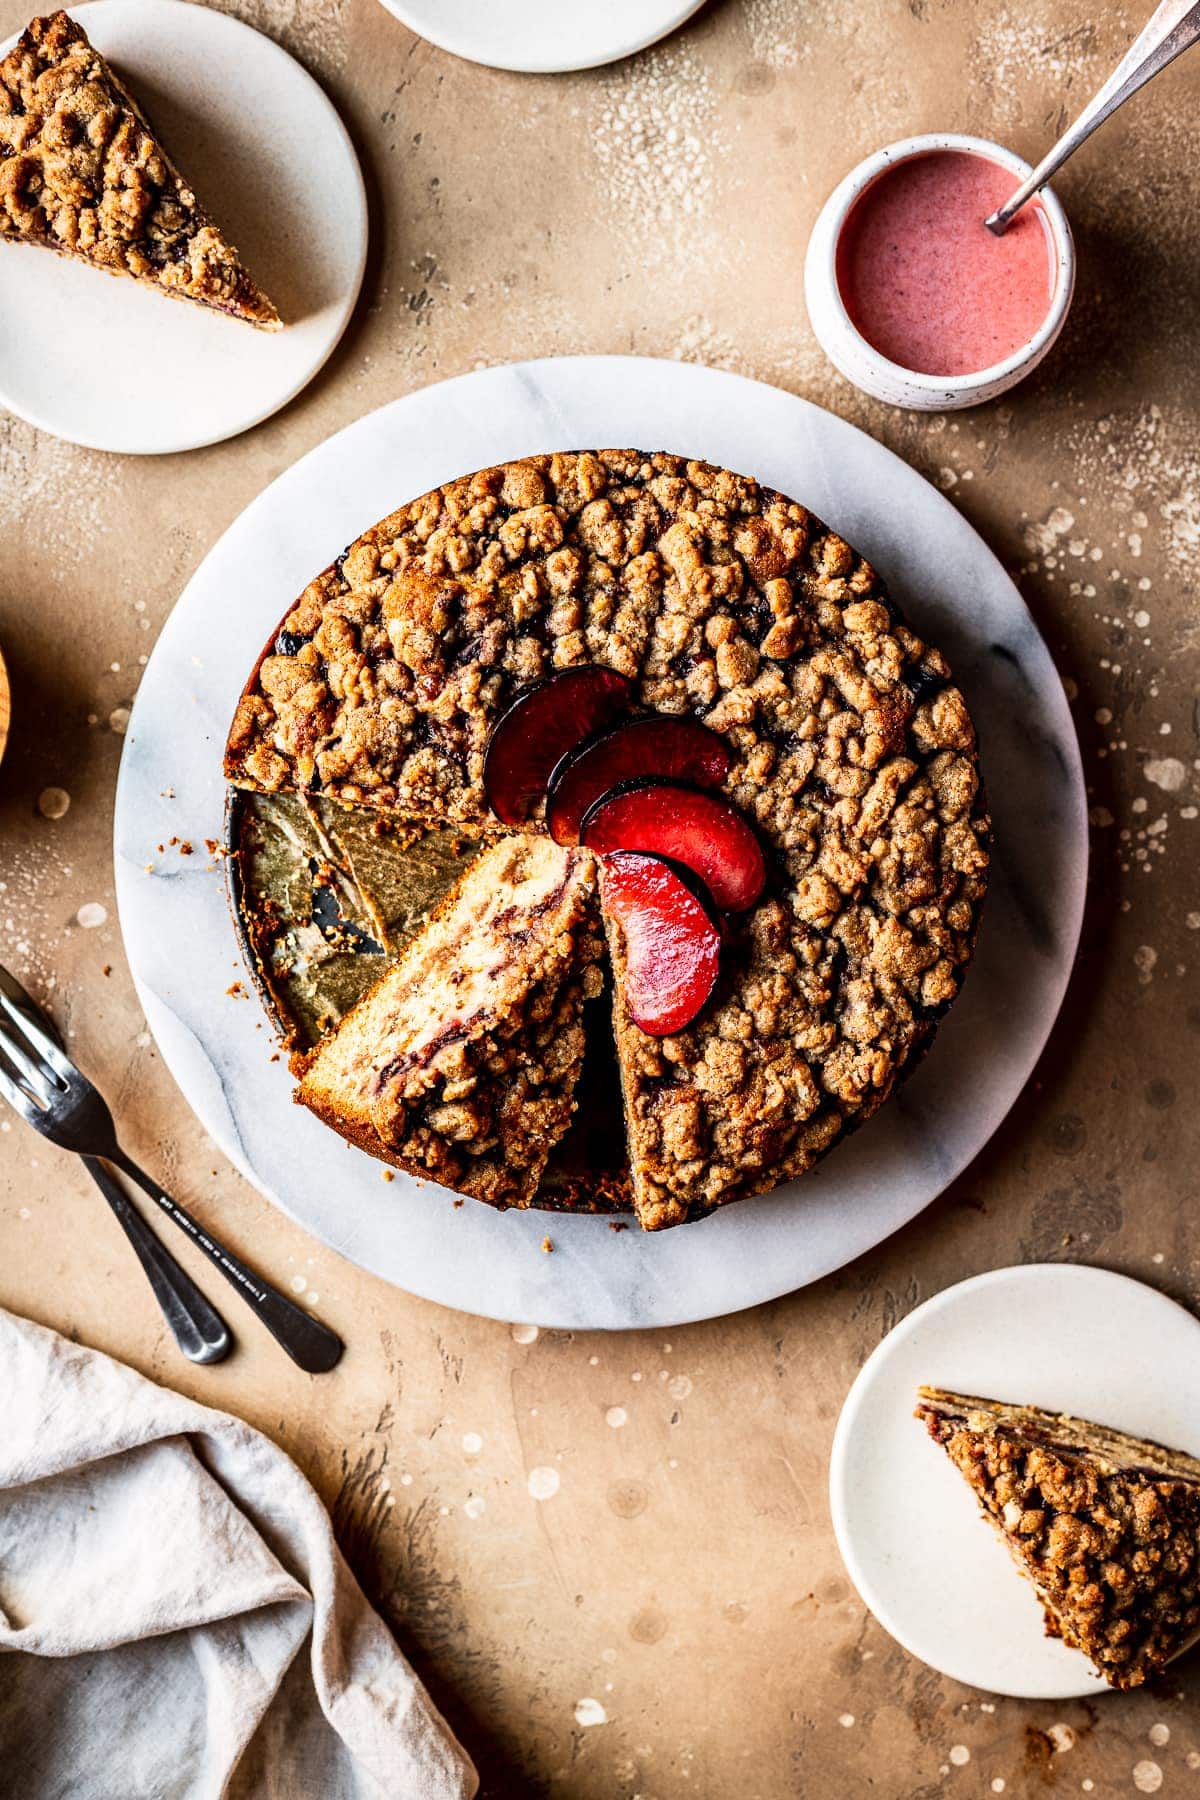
[0,1307,478,1800]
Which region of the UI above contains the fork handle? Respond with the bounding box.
[108,1150,344,1375]
[84,1158,232,1365]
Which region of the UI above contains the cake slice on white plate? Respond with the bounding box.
[0,11,280,327]
[916,1386,1200,1690]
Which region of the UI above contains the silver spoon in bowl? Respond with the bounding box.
[986,0,1200,235]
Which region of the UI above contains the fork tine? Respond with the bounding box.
[0,1022,55,1106]
[0,979,76,1085]
[0,1046,43,1121]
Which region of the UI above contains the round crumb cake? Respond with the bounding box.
[226,451,991,1229]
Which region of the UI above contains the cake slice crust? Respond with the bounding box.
[297,837,603,1208]
[916,1386,1200,1690]
[0,12,280,328]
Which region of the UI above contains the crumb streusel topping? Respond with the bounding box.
[0,12,280,328]
[297,838,604,1209]
[917,1387,1200,1690]
[228,450,990,1225]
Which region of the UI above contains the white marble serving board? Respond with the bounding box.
[113,356,1087,1330]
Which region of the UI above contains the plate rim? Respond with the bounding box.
[828,1262,1200,1698]
[0,0,368,456]
[373,0,709,75]
[113,353,1089,1328]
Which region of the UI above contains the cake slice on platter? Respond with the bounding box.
[297,837,603,1209]
[915,1386,1200,1690]
[0,12,280,328]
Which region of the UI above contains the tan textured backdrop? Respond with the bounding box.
[2,2,1199,1795]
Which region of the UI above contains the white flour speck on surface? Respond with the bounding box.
[510,1322,539,1345]
[289,1274,307,1295]
[991,1782,1006,1795]
[75,902,107,929]
[234,0,349,73]
[1067,404,1200,579]
[463,1495,485,1520]
[527,1466,560,1502]
[1134,945,1158,984]
[975,7,1098,113]
[949,1744,970,1766]
[1144,757,1187,792]
[744,0,804,67]
[0,421,120,564]
[838,1712,855,1728]
[109,706,131,735]
[1133,1761,1163,1794]
[461,1431,483,1455]
[574,1698,608,1728]
[667,1373,693,1401]
[669,313,749,375]
[605,1406,628,1429]
[37,788,71,820]
[1025,505,1076,558]
[589,37,728,267]
[1148,1724,1170,1748]
[1048,1724,1075,1753]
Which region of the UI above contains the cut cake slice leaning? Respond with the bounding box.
[297,837,603,1209]
[915,1385,1200,1690]
[0,12,280,329]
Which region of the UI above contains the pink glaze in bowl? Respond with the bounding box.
[804,133,1076,411]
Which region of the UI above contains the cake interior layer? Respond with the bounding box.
[296,836,602,1207]
[916,1386,1200,1485]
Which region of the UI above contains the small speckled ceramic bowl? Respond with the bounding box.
[804,132,1076,412]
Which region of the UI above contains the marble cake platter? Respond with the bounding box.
[113,356,1087,1331]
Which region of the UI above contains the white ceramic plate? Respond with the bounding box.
[113,355,1087,1330]
[0,0,367,455]
[830,1264,1200,1699]
[374,0,708,74]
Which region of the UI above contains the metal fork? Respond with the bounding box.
[0,963,343,1374]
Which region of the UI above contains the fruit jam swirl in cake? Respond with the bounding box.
[228,451,990,1226]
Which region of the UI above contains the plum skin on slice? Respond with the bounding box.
[546,714,732,845]
[482,665,633,826]
[582,779,766,913]
[600,850,722,1036]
